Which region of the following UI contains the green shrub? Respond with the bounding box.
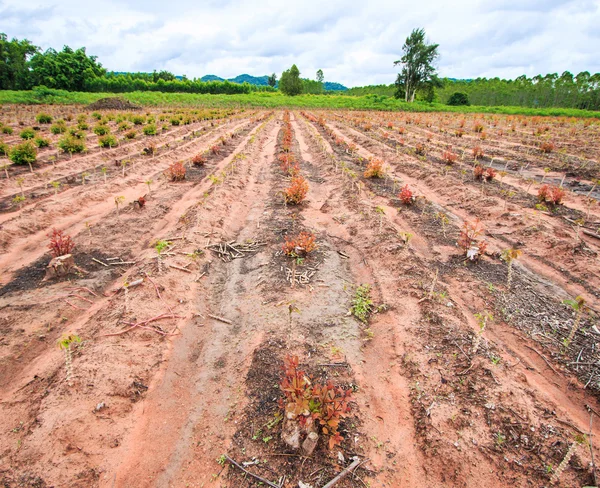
[77,122,89,130]
[447,92,470,106]
[77,114,87,123]
[36,113,53,124]
[20,127,36,140]
[143,124,157,136]
[9,142,37,165]
[34,137,51,148]
[125,130,136,139]
[51,123,67,134]
[170,118,181,126]
[91,112,102,120]
[98,134,118,148]
[0,140,8,156]
[132,115,145,125]
[93,125,110,136]
[118,121,132,131]
[1,126,13,135]
[58,135,86,155]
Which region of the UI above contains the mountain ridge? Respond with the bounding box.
[201,73,347,91]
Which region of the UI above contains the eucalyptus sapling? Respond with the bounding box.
[501,248,522,289]
[101,166,108,183]
[472,311,493,355]
[145,179,153,194]
[114,195,125,218]
[16,176,25,197]
[57,334,81,386]
[375,206,385,234]
[563,296,588,346]
[154,239,170,273]
[51,180,61,195]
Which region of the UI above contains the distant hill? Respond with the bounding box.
[201,73,348,91]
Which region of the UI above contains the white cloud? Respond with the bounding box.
[0,0,598,87]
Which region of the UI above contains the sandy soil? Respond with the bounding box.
[1,107,599,488]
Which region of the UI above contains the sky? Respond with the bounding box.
[1,0,599,87]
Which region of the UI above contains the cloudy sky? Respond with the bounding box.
[1,0,599,87]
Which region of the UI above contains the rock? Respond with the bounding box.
[44,254,75,280]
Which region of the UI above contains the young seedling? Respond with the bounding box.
[472,311,493,355]
[435,211,450,238]
[81,171,90,185]
[501,248,522,289]
[350,284,373,323]
[1,163,9,180]
[288,302,300,337]
[57,334,81,386]
[154,239,170,273]
[50,180,61,195]
[114,195,125,217]
[587,179,600,198]
[16,176,25,197]
[145,179,153,194]
[563,296,588,346]
[540,167,551,184]
[101,166,108,183]
[12,194,25,208]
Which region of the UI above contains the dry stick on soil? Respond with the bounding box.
[208,314,232,324]
[322,456,362,488]
[100,313,183,337]
[224,455,281,488]
[524,345,561,375]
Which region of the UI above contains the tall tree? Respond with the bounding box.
[316,69,324,83]
[0,33,39,90]
[279,64,303,96]
[394,28,439,102]
[268,72,277,87]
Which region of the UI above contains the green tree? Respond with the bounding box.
[0,33,39,89]
[268,73,277,87]
[279,64,303,96]
[316,69,324,83]
[394,28,439,102]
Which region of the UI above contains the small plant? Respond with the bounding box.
[98,135,118,148]
[12,194,26,208]
[145,179,153,194]
[458,219,487,261]
[192,154,207,166]
[51,180,61,195]
[143,124,157,136]
[364,158,385,178]
[472,146,484,159]
[132,115,145,125]
[210,144,220,155]
[2,125,13,135]
[538,184,565,205]
[34,136,50,148]
[563,296,588,346]
[57,334,81,386]
[50,123,67,135]
[474,165,496,181]
[472,311,492,354]
[283,231,317,257]
[0,140,8,156]
[415,143,426,156]
[36,113,53,124]
[125,130,137,139]
[166,162,186,181]
[399,184,414,205]
[284,175,309,205]
[58,135,86,157]
[77,121,89,131]
[473,121,484,133]
[93,124,110,136]
[48,228,75,257]
[501,248,522,289]
[540,141,555,153]
[9,142,37,166]
[114,195,125,217]
[442,149,458,164]
[351,284,373,323]
[20,127,36,140]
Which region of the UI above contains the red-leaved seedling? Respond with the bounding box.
[442,150,458,164]
[364,158,385,178]
[538,184,564,205]
[283,231,317,257]
[399,185,414,205]
[540,141,555,153]
[48,228,75,257]
[458,219,487,261]
[284,175,309,205]
[192,154,207,166]
[166,162,186,181]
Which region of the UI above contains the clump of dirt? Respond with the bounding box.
[87,97,141,111]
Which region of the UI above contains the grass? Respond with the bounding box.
[1,89,599,118]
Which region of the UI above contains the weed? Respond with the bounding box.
[351,284,374,323]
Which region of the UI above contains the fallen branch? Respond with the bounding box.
[92,257,108,267]
[224,455,280,488]
[100,313,183,337]
[168,263,192,273]
[208,314,232,325]
[524,345,561,376]
[322,456,362,488]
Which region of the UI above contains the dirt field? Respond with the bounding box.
[1,106,599,487]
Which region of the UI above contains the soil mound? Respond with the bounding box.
[87,97,141,111]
